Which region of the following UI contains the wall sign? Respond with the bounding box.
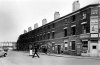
[90,16,98,33]
[91,34,98,37]
[65,44,68,47]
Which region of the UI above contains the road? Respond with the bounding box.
[0,51,100,65]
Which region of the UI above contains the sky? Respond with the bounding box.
[0,0,99,42]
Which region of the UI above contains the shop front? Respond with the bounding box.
[89,38,100,57]
[89,38,98,56]
[81,40,89,56]
[80,34,99,57]
[80,34,90,56]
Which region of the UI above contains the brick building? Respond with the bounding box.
[17,4,100,56]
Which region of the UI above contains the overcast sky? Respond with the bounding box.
[0,0,99,42]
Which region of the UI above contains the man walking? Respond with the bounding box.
[32,45,40,58]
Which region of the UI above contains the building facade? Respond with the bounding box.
[0,42,16,50]
[17,4,100,56]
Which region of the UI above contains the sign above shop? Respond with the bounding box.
[80,34,90,38]
[91,34,98,38]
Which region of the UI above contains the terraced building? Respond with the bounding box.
[16,3,100,56]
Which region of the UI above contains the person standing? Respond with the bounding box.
[32,45,40,58]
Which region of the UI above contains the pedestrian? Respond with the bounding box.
[32,45,40,58]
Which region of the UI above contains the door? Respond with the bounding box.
[90,41,98,56]
[57,45,61,54]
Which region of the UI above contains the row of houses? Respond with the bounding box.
[0,42,16,50]
[16,3,100,56]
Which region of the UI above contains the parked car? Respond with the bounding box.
[3,48,8,52]
[0,48,7,57]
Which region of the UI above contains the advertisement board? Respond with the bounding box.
[91,7,98,16]
[90,16,98,33]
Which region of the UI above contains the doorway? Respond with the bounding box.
[57,45,61,54]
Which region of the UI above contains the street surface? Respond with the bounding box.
[0,51,100,65]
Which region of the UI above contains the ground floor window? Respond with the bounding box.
[65,42,68,50]
[72,41,75,50]
[92,45,96,49]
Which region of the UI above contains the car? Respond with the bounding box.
[0,48,7,57]
[3,48,8,52]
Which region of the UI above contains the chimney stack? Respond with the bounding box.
[28,27,32,32]
[54,12,60,20]
[42,18,47,25]
[34,23,38,29]
[24,30,27,33]
[72,0,80,12]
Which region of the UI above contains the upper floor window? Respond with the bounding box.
[52,23,55,28]
[72,15,76,21]
[64,28,67,37]
[48,32,50,39]
[83,12,86,19]
[81,22,87,34]
[71,25,76,35]
[48,25,50,29]
[81,22,89,34]
[52,31,55,38]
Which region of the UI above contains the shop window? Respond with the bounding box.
[82,41,88,53]
[48,25,50,29]
[92,46,96,49]
[82,41,88,47]
[72,41,75,50]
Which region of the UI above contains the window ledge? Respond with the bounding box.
[71,50,76,51]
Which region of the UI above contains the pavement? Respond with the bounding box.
[40,53,100,60]
[23,51,100,60]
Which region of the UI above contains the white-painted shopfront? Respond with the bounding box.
[81,10,100,56]
[81,37,100,57]
[85,11,100,56]
[88,38,100,57]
